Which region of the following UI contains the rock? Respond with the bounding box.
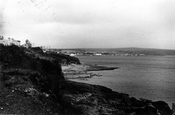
[24,87,39,96]
[152,101,172,115]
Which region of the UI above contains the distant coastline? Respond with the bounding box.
[45,47,175,57]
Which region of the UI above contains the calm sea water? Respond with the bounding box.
[73,56,175,106]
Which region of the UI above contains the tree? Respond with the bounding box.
[25,39,32,48]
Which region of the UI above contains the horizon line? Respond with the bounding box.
[50,47,175,51]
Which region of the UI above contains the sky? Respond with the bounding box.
[0,0,175,49]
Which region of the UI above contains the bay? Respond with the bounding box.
[73,55,175,106]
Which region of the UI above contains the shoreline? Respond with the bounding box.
[62,63,175,110]
[62,64,118,80]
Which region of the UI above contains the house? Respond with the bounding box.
[22,39,32,48]
[95,53,102,56]
[70,53,76,56]
[0,36,21,46]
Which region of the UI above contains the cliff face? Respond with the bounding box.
[0,44,65,92]
[45,51,81,65]
[0,44,173,115]
[0,45,62,114]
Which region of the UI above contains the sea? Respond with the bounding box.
[73,55,175,107]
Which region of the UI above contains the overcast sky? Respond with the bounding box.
[1,0,175,49]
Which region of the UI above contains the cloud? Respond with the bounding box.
[0,0,4,34]
[2,0,175,49]
[156,0,175,30]
[0,15,3,35]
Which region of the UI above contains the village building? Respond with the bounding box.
[0,36,21,46]
[22,39,32,48]
[95,53,102,56]
[70,53,76,56]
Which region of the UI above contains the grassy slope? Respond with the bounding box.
[0,45,64,114]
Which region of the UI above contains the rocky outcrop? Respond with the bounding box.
[45,51,81,65]
[60,81,172,115]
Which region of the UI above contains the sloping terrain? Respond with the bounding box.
[0,44,64,114]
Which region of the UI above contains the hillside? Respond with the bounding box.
[0,45,173,115]
[32,47,81,65]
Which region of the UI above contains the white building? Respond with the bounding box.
[0,36,20,46]
[95,53,102,56]
[70,53,76,56]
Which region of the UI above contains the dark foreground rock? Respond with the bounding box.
[60,81,172,115]
[0,44,173,115]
